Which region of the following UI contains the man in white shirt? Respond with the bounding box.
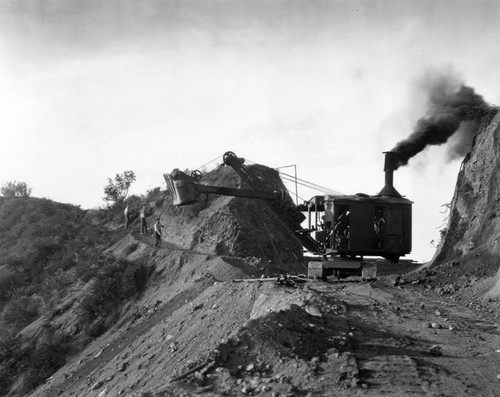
[154,218,163,248]
[140,206,148,234]
[124,203,130,228]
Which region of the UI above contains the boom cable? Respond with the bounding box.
[195,155,223,172]
[195,155,342,205]
[245,158,342,195]
[279,171,344,196]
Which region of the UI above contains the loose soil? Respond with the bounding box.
[25,236,500,397]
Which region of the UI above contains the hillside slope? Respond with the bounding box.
[0,196,136,395]
[428,110,500,297]
[26,233,500,397]
[436,110,500,261]
[1,163,304,396]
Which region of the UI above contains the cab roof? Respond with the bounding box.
[297,194,413,211]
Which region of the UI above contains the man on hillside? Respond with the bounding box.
[124,203,130,228]
[154,218,164,248]
[140,205,148,234]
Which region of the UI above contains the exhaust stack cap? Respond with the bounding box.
[377,151,402,198]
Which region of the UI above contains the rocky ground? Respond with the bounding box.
[26,241,500,397]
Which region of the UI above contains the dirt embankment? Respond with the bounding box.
[435,110,500,266]
[420,110,500,306]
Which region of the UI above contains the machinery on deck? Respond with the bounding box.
[164,151,412,280]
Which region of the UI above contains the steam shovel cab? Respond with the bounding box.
[301,151,412,280]
[301,194,412,262]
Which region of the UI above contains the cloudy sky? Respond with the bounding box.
[1,0,499,261]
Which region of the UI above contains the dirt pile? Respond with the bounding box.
[160,163,303,268]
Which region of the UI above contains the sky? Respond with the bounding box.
[1,0,499,262]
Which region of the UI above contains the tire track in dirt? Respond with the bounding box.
[323,283,430,395]
[339,282,500,396]
[352,326,425,395]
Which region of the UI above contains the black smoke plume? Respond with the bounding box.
[391,73,498,169]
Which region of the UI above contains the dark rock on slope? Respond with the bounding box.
[435,110,500,263]
[427,110,500,297]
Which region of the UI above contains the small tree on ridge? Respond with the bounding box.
[103,171,136,205]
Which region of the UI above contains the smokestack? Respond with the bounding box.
[378,151,402,198]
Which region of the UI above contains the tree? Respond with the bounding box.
[103,171,136,205]
[1,181,32,198]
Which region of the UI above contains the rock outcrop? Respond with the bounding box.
[435,110,500,263]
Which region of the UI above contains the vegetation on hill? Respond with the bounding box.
[0,181,32,198]
[0,190,162,396]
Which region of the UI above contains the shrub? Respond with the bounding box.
[23,331,73,391]
[1,181,32,198]
[146,187,162,201]
[0,335,20,394]
[0,268,21,302]
[1,296,41,333]
[0,327,73,395]
[78,260,149,336]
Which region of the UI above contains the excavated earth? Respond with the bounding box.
[26,134,500,397]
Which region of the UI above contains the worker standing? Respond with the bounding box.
[153,218,163,248]
[374,208,386,248]
[124,203,130,228]
[140,205,148,234]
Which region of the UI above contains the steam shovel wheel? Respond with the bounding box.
[223,151,237,164]
[190,170,202,182]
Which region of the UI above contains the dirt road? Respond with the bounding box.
[308,280,500,396]
[172,276,500,397]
